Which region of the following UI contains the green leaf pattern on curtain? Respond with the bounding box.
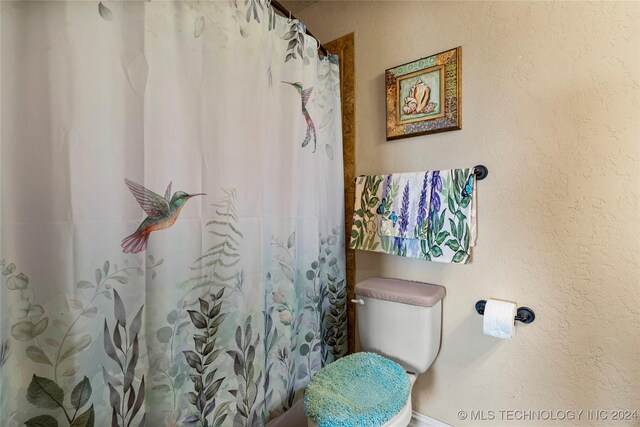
[2,197,346,427]
[2,258,161,427]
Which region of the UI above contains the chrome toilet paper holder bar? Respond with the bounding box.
[475,300,535,324]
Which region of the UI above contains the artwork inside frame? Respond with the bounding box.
[386,46,461,140]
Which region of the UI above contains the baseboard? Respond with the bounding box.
[409,411,452,427]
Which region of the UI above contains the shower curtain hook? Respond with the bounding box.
[288,11,292,23]
[319,40,329,59]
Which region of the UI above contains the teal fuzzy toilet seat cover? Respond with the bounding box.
[304,352,411,427]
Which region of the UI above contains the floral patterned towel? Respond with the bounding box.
[350,168,476,263]
[379,172,431,240]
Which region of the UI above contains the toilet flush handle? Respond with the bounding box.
[350,298,364,305]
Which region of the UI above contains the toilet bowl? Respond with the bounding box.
[304,277,445,427]
[378,373,416,427]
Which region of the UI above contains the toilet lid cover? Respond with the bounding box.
[304,352,410,427]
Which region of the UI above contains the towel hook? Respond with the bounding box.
[475,299,535,324]
[474,165,488,180]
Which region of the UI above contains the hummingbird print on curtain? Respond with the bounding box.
[122,179,205,253]
[283,81,317,152]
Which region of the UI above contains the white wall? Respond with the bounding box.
[298,1,640,425]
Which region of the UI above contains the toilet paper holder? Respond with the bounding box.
[475,300,535,324]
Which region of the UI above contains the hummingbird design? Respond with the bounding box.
[122,179,205,254]
[282,81,317,152]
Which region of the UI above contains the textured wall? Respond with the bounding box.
[297,1,640,425]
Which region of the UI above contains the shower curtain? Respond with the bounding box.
[0,1,346,426]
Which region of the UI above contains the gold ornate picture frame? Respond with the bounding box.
[386,47,461,140]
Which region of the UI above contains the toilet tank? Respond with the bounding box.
[355,278,445,374]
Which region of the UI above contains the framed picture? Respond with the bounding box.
[385,46,461,140]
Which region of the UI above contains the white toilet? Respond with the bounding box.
[305,277,445,427]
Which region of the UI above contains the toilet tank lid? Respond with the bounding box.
[355,278,445,307]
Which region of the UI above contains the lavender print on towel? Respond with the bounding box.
[379,172,432,240]
[350,168,476,263]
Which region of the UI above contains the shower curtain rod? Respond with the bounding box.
[271,0,330,57]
